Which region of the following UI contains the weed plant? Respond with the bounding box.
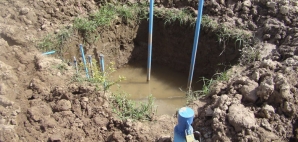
[37,27,72,55]
[214,70,229,81]
[110,92,157,121]
[182,77,214,105]
[239,45,261,65]
[38,34,55,51]
[201,16,252,50]
[185,68,231,105]
[71,60,125,91]
[55,63,67,71]
[214,64,231,81]
[71,59,156,121]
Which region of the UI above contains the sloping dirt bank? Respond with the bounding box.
[1,0,298,142]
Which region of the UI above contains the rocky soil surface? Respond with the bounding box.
[1,0,298,142]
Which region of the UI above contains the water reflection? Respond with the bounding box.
[110,62,201,115]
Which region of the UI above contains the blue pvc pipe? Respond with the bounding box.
[187,0,205,90]
[79,44,89,78]
[88,55,92,65]
[42,50,56,55]
[147,0,154,81]
[88,55,93,77]
[173,107,195,142]
[99,54,105,73]
[99,54,106,88]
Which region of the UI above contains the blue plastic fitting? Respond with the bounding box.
[174,107,195,142]
[42,50,56,55]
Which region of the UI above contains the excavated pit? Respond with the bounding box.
[61,17,243,115]
[130,18,241,79]
[105,18,242,115]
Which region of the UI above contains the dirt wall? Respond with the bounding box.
[132,18,241,78]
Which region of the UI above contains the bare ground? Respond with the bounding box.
[1,0,298,141]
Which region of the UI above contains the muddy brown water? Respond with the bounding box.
[110,62,201,115]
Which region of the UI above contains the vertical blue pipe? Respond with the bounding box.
[187,0,204,90]
[99,54,105,73]
[79,44,89,78]
[99,54,106,88]
[88,55,93,77]
[147,0,154,81]
[88,55,92,66]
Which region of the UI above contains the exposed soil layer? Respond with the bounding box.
[1,0,298,142]
[131,18,240,78]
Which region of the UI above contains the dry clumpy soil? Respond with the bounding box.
[1,0,298,142]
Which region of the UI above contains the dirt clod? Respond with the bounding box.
[228,104,257,132]
[1,0,298,141]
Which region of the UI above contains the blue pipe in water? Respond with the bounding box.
[79,44,89,78]
[42,50,56,55]
[187,0,205,90]
[147,0,154,81]
[174,107,195,142]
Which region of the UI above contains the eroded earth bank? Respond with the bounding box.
[1,0,298,141]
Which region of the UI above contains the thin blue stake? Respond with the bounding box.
[88,55,93,77]
[79,44,89,78]
[187,0,205,90]
[147,0,154,81]
[99,54,105,73]
[99,54,106,88]
[42,50,56,55]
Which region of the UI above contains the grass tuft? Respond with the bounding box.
[183,77,214,105]
[110,92,157,121]
[239,46,261,65]
[71,60,125,91]
[155,8,194,25]
[37,27,72,55]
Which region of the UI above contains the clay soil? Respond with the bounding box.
[1,0,298,142]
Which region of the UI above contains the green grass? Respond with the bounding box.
[195,77,214,97]
[37,27,72,55]
[67,46,155,121]
[182,77,214,105]
[55,63,67,71]
[185,68,231,105]
[39,3,253,56]
[74,18,97,33]
[239,46,261,65]
[73,4,118,34]
[201,16,252,49]
[70,60,125,91]
[74,3,148,34]
[155,8,194,25]
[214,64,231,81]
[71,3,252,52]
[38,34,55,51]
[110,92,157,121]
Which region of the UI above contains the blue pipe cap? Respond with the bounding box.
[177,107,194,132]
